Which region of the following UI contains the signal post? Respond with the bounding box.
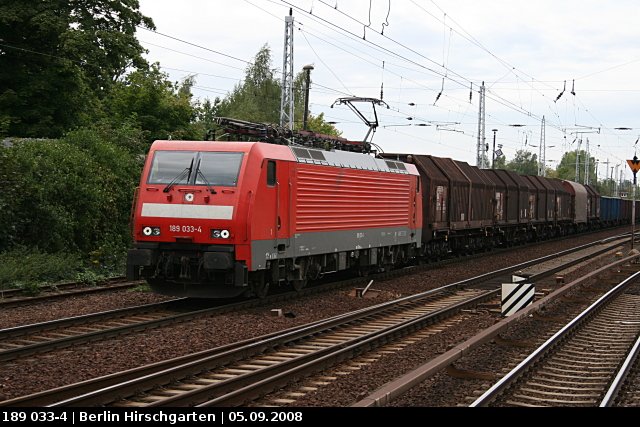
[626,155,640,249]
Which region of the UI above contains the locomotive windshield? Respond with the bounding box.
[148,151,194,184]
[148,151,243,187]
[195,152,243,186]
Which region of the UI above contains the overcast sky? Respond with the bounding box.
[137,0,640,181]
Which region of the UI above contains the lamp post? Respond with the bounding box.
[492,129,498,168]
[302,64,314,130]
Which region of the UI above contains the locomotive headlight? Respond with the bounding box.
[142,226,161,236]
[211,229,230,239]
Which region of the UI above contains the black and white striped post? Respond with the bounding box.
[501,273,535,317]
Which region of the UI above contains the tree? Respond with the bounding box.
[0,0,154,138]
[493,155,506,170]
[306,113,341,136]
[104,64,198,144]
[217,45,281,123]
[216,45,340,135]
[505,150,538,175]
[190,97,222,140]
[555,149,596,183]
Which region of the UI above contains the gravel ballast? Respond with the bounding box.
[0,229,630,403]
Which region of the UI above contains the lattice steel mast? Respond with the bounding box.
[476,82,487,168]
[538,116,546,176]
[280,8,294,130]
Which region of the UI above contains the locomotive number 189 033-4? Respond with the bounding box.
[169,225,202,233]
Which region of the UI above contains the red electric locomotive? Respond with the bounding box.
[127,140,422,298]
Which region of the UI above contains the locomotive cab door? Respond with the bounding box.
[265,159,291,254]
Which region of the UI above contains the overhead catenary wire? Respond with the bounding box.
[136,26,251,65]
[280,0,570,135]
[298,19,541,142]
[299,29,354,96]
[140,40,246,71]
[46,1,631,164]
[2,1,624,168]
[270,0,557,132]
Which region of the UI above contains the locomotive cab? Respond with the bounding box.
[127,140,288,298]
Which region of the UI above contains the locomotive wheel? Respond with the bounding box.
[292,259,308,291]
[253,281,269,299]
[292,278,307,292]
[358,266,370,277]
[251,274,270,299]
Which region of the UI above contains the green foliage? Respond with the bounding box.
[0,51,99,138]
[214,45,340,137]
[555,150,596,182]
[16,282,42,297]
[74,269,106,287]
[105,64,199,143]
[492,154,506,169]
[595,178,621,197]
[505,150,538,175]
[131,282,152,292]
[191,97,222,140]
[0,248,82,291]
[0,0,155,138]
[217,45,282,123]
[305,113,342,136]
[544,168,559,179]
[0,124,143,258]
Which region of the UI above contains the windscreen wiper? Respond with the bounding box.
[195,159,217,194]
[163,158,194,193]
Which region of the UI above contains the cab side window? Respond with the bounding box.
[267,160,276,186]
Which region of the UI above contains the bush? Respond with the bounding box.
[0,123,147,291]
[74,270,106,287]
[0,248,82,291]
[0,124,144,265]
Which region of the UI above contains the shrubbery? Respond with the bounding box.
[0,248,82,291]
[0,123,145,290]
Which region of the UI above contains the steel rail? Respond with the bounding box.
[0,299,189,362]
[197,291,493,407]
[0,279,140,309]
[2,234,618,364]
[49,290,494,407]
[470,270,640,407]
[599,332,640,407]
[1,285,487,406]
[353,254,640,407]
[0,233,631,406]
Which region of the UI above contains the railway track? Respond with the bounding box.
[8,287,496,407]
[352,248,640,407]
[0,277,142,308]
[0,229,628,311]
[470,272,640,407]
[2,233,628,407]
[0,298,190,362]
[0,272,401,364]
[2,234,627,366]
